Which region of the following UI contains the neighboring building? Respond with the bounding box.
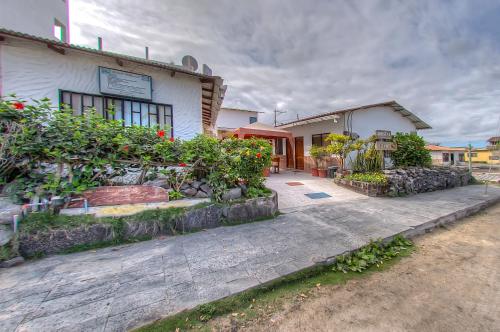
[487,136,500,147]
[462,137,500,165]
[277,101,431,171]
[216,107,260,138]
[0,28,225,139]
[465,148,500,165]
[0,0,69,42]
[426,145,466,166]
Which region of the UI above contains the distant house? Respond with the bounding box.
[0,28,225,139]
[277,101,431,171]
[216,107,260,138]
[426,145,466,166]
[487,136,500,146]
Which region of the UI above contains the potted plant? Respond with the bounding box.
[316,147,329,178]
[309,145,321,176]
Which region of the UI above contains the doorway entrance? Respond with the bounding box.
[295,137,304,170]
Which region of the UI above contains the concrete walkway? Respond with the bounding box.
[265,171,366,212]
[1,185,499,332]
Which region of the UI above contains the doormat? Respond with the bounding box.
[286,182,304,186]
[305,192,331,199]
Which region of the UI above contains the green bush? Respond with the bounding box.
[0,96,272,203]
[352,136,383,173]
[344,172,388,185]
[391,132,431,167]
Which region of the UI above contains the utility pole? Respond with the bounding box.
[467,143,472,173]
[273,108,286,127]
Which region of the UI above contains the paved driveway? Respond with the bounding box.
[265,171,366,212]
[1,185,499,332]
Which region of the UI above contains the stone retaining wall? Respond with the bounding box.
[384,167,471,196]
[19,191,278,257]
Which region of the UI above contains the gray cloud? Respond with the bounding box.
[70,0,500,145]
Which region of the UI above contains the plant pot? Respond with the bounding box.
[318,169,327,178]
[311,167,319,177]
[262,168,270,177]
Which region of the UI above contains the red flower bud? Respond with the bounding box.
[256,152,262,158]
[123,145,129,152]
[169,136,175,142]
[13,102,24,110]
[178,163,187,167]
[157,130,165,138]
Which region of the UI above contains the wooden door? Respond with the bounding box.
[286,139,294,168]
[295,137,304,170]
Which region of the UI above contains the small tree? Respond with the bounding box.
[325,134,357,172]
[391,132,431,167]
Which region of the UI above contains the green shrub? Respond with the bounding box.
[344,172,388,185]
[391,132,431,167]
[332,236,412,273]
[0,96,272,204]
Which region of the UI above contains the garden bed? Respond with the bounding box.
[334,178,388,197]
[18,190,278,257]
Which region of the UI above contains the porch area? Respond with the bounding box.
[264,170,366,212]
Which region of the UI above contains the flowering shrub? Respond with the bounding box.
[0,96,272,203]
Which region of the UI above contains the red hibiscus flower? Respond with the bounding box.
[13,102,24,110]
[178,162,187,167]
[157,130,165,138]
[123,145,129,152]
[256,152,262,158]
[169,137,175,142]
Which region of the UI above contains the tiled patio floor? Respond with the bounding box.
[265,170,366,212]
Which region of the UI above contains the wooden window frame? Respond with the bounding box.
[59,90,173,137]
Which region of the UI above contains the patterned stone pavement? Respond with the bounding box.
[1,185,499,332]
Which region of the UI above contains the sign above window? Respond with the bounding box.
[99,67,152,101]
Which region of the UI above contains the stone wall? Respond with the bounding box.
[384,167,471,196]
[19,191,278,257]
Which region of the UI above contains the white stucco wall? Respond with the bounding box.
[348,106,417,138]
[0,0,69,41]
[216,108,258,130]
[0,38,203,139]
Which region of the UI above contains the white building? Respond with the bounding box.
[277,101,431,171]
[0,0,69,42]
[216,107,260,138]
[426,145,465,166]
[0,29,225,139]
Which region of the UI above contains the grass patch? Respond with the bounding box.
[135,236,414,332]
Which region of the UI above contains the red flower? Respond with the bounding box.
[256,152,262,158]
[12,102,24,110]
[169,137,175,142]
[157,130,165,138]
[178,162,187,167]
[123,145,129,152]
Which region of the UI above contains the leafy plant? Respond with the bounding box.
[352,136,383,173]
[391,132,431,167]
[168,190,184,200]
[332,236,412,273]
[325,134,356,172]
[344,172,388,185]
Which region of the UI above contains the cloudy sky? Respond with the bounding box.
[69,0,500,147]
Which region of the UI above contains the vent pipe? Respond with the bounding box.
[97,37,103,51]
[145,46,149,60]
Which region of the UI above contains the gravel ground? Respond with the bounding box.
[210,203,500,332]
